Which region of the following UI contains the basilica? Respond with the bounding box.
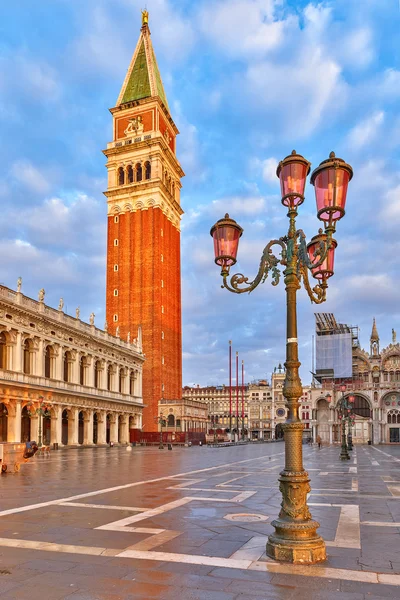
[312,319,400,444]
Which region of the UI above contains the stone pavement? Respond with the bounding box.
[0,442,400,599]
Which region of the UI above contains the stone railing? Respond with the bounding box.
[0,368,143,406]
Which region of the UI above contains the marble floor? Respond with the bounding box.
[0,442,400,599]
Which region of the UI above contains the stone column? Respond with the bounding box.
[51,405,62,445]
[37,339,44,377]
[86,357,94,388]
[14,400,22,442]
[120,416,129,444]
[110,414,118,443]
[7,401,21,442]
[68,408,79,445]
[55,345,63,380]
[329,423,333,445]
[13,332,22,372]
[97,412,107,444]
[83,411,93,445]
[30,415,39,442]
[312,423,317,443]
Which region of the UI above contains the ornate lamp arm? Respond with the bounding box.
[222,239,286,294]
[299,263,327,304]
[297,229,333,271]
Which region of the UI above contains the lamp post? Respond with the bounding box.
[348,394,355,450]
[336,385,354,461]
[211,150,353,565]
[27,396,51,448]
[155,413,166,449]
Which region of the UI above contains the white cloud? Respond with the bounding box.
[11,160,51,195]
[198,0,287,58]
[260,157,278,183]
[347,111,385,150]
[0,54,60,103]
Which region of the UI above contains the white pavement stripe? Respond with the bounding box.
[96,498,191,531]
[117,549,252,569]
[0,537,399,586]
[362,521,400,527]
[229,536,267,561]
[59,502,150,512]
[309,503,360,549]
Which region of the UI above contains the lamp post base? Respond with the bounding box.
[266,522,326,564]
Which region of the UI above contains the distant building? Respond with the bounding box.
[311,314,400,444]
[0,283,144,446]
[182,363,312,441]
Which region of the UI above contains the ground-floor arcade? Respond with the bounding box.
[0,392,142,447]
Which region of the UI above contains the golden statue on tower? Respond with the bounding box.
[142,9,149,26]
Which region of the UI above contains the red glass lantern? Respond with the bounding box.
[307,230,337,279]
[340,384,346,392]
[276,150,311,208]
[310,151,353,223]
[210,214,243,274]
[325,393,332,403]
[349,395,355,403]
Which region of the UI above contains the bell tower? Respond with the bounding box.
[104,11,184,431]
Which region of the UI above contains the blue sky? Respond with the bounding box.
[1,0,399,386]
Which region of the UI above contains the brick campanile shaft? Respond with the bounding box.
[103,13,184,432]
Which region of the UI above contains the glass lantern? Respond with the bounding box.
[310,152,353,223]
[276,150,311,208]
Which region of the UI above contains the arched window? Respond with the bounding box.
[145,161,151,180]
[0,332,6,369]
[384,371,388,382]
[390,371,395,382]
[172,181,175,198]
[45,345,51,378]
[63,351,71,383]
[107,365,112,391]
[176,419,181,428]
[130,371,135,395]
[168,176,172,192]
[388,413,392,424]
[23,339,33,375]
[167,414,175,427]
[135,163,142,182]
[352,395,371,419]
[94,360,101,389]
[80,356,85,386]
[118,167,125,185]
[127,165,134,184]
[119,368,124,393]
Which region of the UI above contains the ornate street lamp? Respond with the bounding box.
[211,150,353,565]
[27,396,52,448]
[337,385,351,461]
[348,394,355,450]
[154,413,166,450]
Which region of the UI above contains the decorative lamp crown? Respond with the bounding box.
[276,150,311,209]
[307,230,337,280]
[210,214,243,275]
[310,151,353,223]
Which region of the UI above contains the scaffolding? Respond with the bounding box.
[314,313,358,382]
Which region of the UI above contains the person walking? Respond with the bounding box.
[316,435,322,449]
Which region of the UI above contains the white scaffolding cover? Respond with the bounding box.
[316,332,352,378]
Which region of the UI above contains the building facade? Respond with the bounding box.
[104,14,184,432]
[158,398,208,434]
[0,283,144,446]
[312,319,400,444]
[182,364,312,441]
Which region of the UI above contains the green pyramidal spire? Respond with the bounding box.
[117,13,169,111]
